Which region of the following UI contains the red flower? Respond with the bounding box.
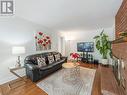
[43,44,46,47]
[70,53,80,59]
[35,36,37,39]
[46,42,48,44]
[43,39,47,42]
[38,41,40,44]
[46,36,50,39]
[48,40,51,43]
[40,40,43,44]
[38,32,43,35]
[38,40,43,44]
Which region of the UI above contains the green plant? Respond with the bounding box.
[93,29,112,59]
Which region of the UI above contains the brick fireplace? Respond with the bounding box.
[112,0,127,94]
[112,43,127,95]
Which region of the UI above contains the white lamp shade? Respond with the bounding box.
[12,46,25,55]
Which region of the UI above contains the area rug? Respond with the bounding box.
[37,67,96,95]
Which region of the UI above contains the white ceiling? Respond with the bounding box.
[15,0,123,31]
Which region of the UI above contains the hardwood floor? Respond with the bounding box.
[1,78,47,95]
[92,65,101,95]
[101,66,125,95]
[0,64,101,95]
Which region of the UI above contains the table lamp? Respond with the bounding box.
[12,46,25,67]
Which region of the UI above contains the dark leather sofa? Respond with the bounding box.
[24,52,67,82]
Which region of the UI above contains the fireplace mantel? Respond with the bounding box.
[112,37,127,44]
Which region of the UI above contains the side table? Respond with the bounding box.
[8,66,26,89]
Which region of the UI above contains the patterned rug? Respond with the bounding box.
[37,67,96,95]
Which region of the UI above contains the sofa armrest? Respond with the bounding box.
[61,56,68,62]
[25,63,40,82]
[25,63,39,70]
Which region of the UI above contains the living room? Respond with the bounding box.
[0,0,126,95]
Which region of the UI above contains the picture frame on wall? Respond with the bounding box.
[35,32,51,51]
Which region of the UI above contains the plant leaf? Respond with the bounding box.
[93,35,99,39]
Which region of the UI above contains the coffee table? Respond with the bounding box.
[62,62,78,68]
[62,63,80,84]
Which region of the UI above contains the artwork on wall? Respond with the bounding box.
[35,32,51,51]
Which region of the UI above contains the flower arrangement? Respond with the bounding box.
[70,53,80,64]
[35,32,51,51]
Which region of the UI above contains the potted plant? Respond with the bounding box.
[93,29,112,65]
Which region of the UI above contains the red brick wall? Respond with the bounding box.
[113,0,127,62]
[113,0,127,58]
[113,1,127,93]
[115,0,127,39]
[112,42,127,61]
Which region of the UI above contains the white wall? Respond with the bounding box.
[0,16,58,84]
[58,27,115,61]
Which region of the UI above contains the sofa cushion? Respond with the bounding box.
[48,55,55,64]
[50,58,66,67]
[52,52,62,57]
[26,56,38,65]
[49,62,61,67]
[37,57,47,67]
[54,53,61,61]
[39,65,53,71]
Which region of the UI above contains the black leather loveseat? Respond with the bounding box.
[24,52,67,82]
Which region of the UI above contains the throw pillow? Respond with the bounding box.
[37,57,47,67]
[48,55,55,64]
[54,53,61,61]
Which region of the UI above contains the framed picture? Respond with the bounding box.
[35,32,51,51]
